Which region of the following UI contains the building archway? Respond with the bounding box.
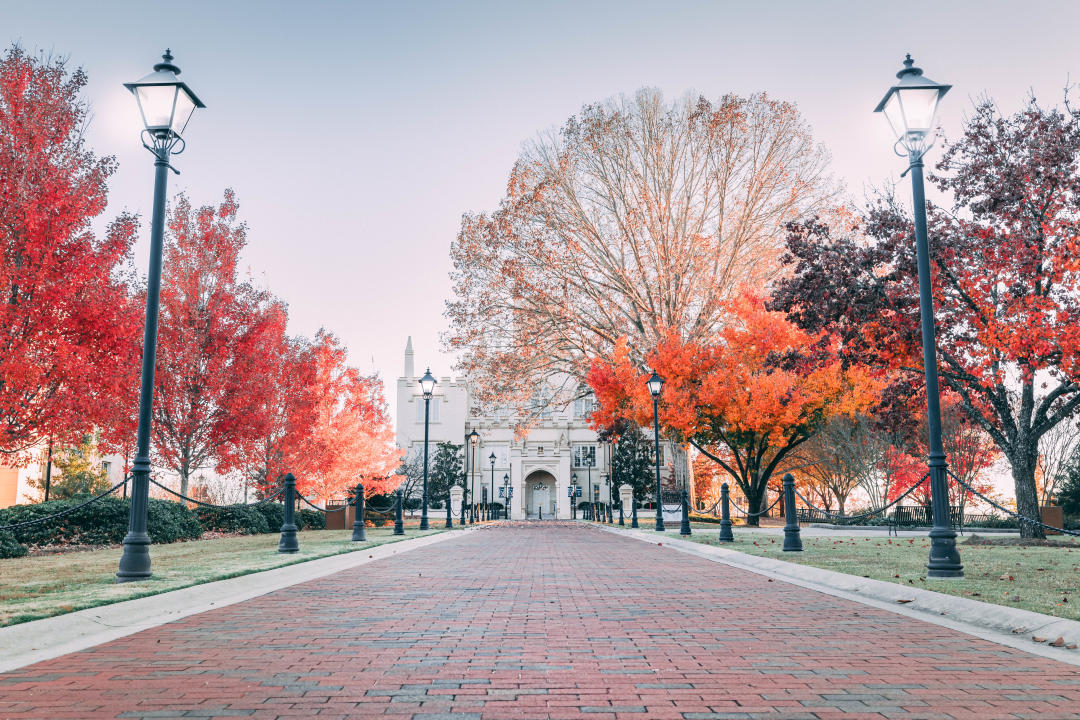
[524,470,557,519]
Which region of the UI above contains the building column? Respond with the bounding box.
[557,451,572,519]
[510,451,523,520]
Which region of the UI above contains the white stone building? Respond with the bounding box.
[396,337,675,519]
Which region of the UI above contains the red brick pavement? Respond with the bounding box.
[2,523,1080,719]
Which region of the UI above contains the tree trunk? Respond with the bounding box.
[672,443,690,501]
[179,465,191,499]
[1010,444,1045,539]
[43,438,53,502]
[743,478,765,527]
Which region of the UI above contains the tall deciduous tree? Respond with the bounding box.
[222,333,320,497]
[0,46,139,457]
[588,291,880,524]
[446,89,833,419]
[289,333,400,500]
[772,99,1080,537]
[151,191,287,496]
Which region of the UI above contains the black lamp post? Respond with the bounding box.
[468,429,480,523]
[488,451,496,520]
[116,50,205,583]
[571,472,578,519]
[875,55,962,578]
[647,371,665,532]
[502,472,511,520]
[418,368,436,531]
[586,454,594,520]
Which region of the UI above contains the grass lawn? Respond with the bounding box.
[0,527,447,626]
[647,528,1080,621]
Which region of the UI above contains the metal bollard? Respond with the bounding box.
[351,482,366,542]
[782,473,803,552]
[618,500,625,526]
[393,489,405,536]
[538,507,543,521]
[680,489,692,536]
[278,473,299,553]
[607,502,613,524]
[718,483,734,542]
[445,493,453,528]
[459,496,466,526]
[631,496,639,528]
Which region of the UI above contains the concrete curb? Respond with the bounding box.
[604,526,1080,668]
[0,527,479,673]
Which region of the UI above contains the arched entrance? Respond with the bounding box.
[524,470,557,519]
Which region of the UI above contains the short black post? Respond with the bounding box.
[393,489,405,536]
[538,507,543,521]
[607,502,613,524]
[618,500,625,526]
[351,482,366,542]
[278,473,299,553]
[445,491,453,528]
[782,473,802,552]
[680,489,691,536]
[718,482,734,542]
[631,496,639,528]
[459,495,466,526]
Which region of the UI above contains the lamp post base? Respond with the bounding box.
[927,526,963,578]
[115,532,152,582]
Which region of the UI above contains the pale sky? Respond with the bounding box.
[4,0,1080,421]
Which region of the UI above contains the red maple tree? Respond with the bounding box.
[0,46,140,459]
[286,333,400,500]
[150,191,288,496]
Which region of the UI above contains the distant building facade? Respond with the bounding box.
[0,442,126,508]
[395,337,675,519]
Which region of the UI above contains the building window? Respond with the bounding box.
[415,397,440,423]
[101,461,112,474]
[573,445,596,468]
[536,446,544,455]
[574,394,596,418]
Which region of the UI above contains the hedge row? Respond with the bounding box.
[0,498,327,558]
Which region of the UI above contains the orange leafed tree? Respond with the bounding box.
[288,333,400,500]
[588,291,881,524]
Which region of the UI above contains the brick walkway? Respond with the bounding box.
[3,523,1080,719]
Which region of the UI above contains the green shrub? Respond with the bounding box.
[146,499,203,543]
[0,496,129,546]
[195,506,270,535]
[0,531,28,558]
[297,508,325,530]
[0,496,201,547]
[251,502,284,531]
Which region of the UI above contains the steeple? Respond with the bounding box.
[404,336,415,378]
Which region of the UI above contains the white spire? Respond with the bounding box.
[404,336,415,378]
